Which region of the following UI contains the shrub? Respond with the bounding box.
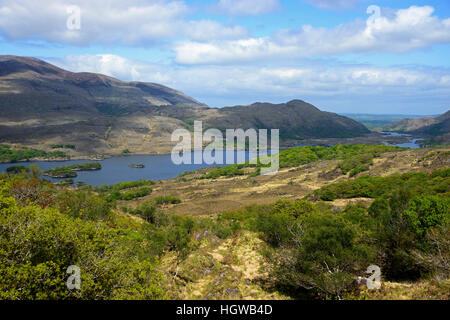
[94,180,154,193]
[106,187,152,202]
[402,195,449,241]
[153,196,181,205]
[270,211,375,299]
[6,166,29,174]
[0,144,67,163]
[55,189,112,221]
[0,187,165,300]
[130,202,157,223]
[10,178,55,208]
[201,165,244,179]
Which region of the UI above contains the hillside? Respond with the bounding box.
[0,55,369,156]
[378,110,450,146]
[380,110,449,134]
[380,116,438,133]
[1,145,448,300]
[413,111,450,136]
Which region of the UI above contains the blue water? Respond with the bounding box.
[381,132,423,149]
[0,135,422,186]
[0,150,264,186]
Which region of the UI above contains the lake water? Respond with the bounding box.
[380,132,424,149]
[0,136,423,186]
[0,150,264,186]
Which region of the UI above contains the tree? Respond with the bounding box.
[29,164,42,178]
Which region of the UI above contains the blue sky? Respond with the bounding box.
[1,0,450,114]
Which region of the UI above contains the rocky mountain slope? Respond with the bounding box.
[0,55,369,156]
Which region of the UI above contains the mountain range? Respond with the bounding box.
[0,55,370,156]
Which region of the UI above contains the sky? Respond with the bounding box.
[1,0,450,114]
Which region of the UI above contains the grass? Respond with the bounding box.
[348,280,450,300]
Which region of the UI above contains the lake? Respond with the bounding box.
[380,132,424,149]
[0,150,264,186]
[0,136,423,186]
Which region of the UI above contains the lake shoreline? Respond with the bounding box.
[0,132,424,164]
[0,133,426,186]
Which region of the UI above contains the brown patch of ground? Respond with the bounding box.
[163,231,289,300]
[126,148,449,216]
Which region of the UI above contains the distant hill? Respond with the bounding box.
[378,110,449,146]
[380,116,438,133]
[0,55,369,156]
[341,113,429,130]
[412,111,450,146]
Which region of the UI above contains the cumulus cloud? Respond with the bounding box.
[213,0,280,16]
[174,6,450,64]
[0,0,248,45]
[52,54,450,114]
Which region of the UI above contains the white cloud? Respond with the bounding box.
[52,54,450,114]
[174,6,450,64]
[184,20,248,41]
[0,0,247,45]
[213,0,280,15]
[304,0,367,10]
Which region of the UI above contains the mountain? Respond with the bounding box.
[412,111,450,146]
[412,111,450,135]
[0,55,203,120]
[380,116,438,133]
[380,110,449,133]
[341,114,428,130]
[207,100,369,139]
[0,55,369,156]
[379,110,449,146]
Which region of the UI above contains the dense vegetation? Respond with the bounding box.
[216,169,450,298]
[0,176,165,299]
[0,170,243,299]
[106,187,152,202]
[93,180,155,193]
[216,168,449,298]
[201,145,405,179]
[312,169,450,201]
[0,147,448,300]
[0,144,66,163]
[44,162,102,178]
[200,165,245,179]
[6,166,29,174]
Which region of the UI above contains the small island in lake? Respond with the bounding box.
[130,164,145,168]
[44,162,102,178]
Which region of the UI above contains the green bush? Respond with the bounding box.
[269,211,375,299]
[402,195,449,240]
[201,165,244,179]
[313,170,447,201]
[6,166,29,174]
[55,189,112,221]
[94,180,154,193]
[153,196,181,205]
[106,187,152,202]
[0,185,165,300]
[44,162,101,178]
[0,144,67,163]
[130,202,157,223]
